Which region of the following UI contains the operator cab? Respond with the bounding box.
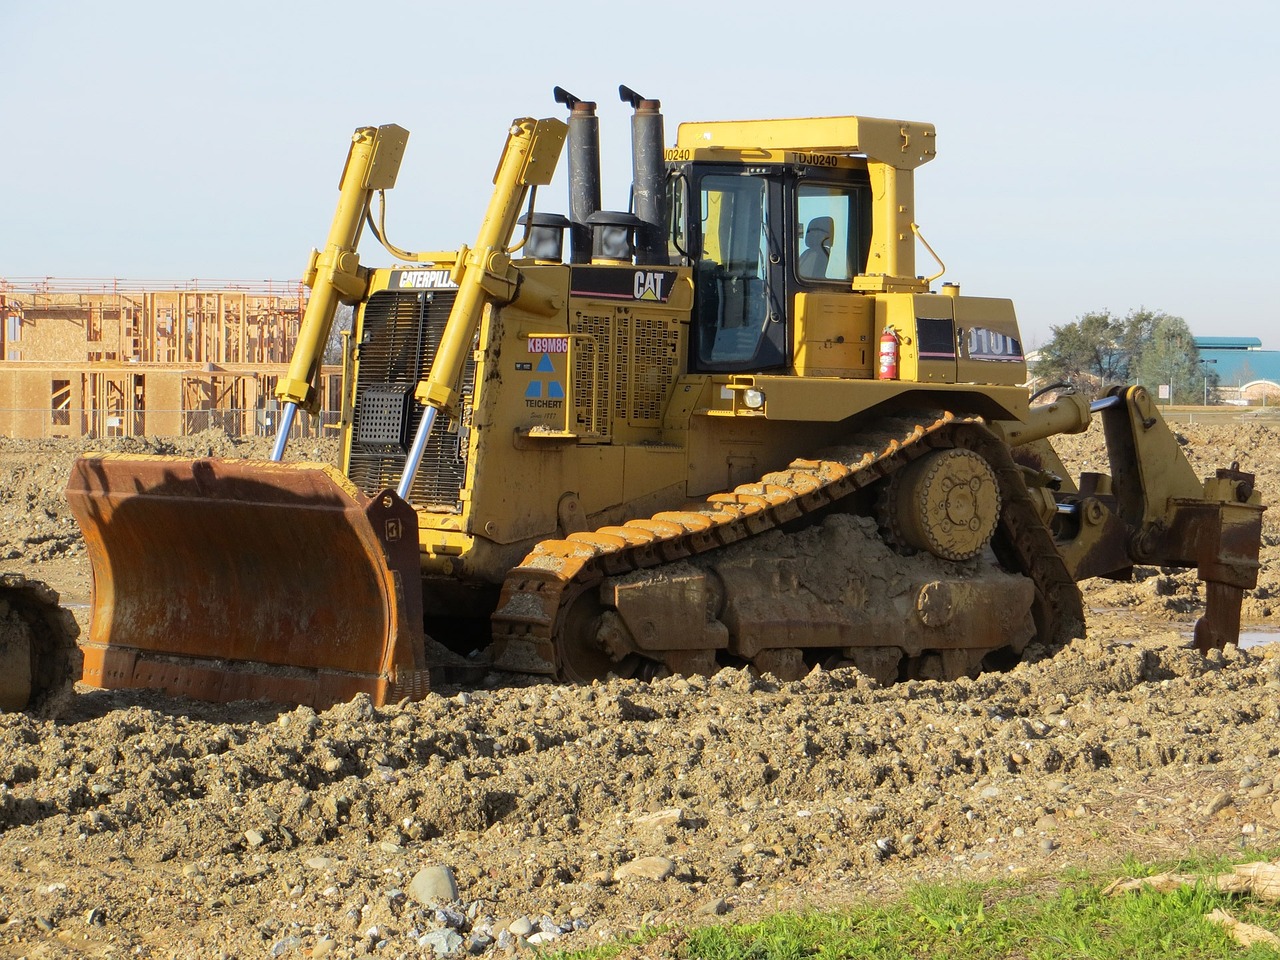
[668,160,872,374]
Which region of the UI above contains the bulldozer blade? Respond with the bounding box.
[65,454,428,708]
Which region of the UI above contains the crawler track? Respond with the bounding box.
[0,573,81,712]
[491,412,1084,681]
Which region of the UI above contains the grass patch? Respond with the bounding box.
[548,850,1280,959]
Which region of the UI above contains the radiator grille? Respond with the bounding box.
[347,289,473,512]
[569,311,613,438]
[624,313,677,423]
[568,308,680,431]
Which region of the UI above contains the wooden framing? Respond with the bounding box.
[0,279,341,439]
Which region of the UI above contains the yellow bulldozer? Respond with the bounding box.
[64,88,1264,707]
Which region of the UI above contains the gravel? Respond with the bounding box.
[0,421,1276,957]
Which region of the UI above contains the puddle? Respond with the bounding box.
[1237,629,1280,650]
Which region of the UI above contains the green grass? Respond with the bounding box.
[545,850,1280,960]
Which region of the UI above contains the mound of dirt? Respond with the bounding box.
[0,421,1276,958]
[0,636,1277,958]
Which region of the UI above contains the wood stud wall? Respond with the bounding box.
[0,282,341,439]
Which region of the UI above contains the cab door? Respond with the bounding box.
[688,168,787,372]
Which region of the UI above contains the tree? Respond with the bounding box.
[1034,311,1123,395]
[1032,307,1214,402]
[1130,313,1218,405]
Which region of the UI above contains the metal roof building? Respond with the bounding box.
[1193,337,1280,399]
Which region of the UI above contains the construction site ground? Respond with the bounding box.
[1,415,1280,958]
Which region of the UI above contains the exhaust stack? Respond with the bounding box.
[553,86,601,264]
[620,85,667,265]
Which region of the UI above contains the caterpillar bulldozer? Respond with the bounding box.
[65,88,1264,707]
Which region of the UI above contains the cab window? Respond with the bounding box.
[795,182,865,282]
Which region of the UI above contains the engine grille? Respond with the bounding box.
[347,289,473,512]
[570,307,678,432]
[569,311,613,438]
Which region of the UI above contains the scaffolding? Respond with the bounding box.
[0,278,342,439]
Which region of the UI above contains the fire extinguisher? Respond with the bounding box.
[877,327,899,380]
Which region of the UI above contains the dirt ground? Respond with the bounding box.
[1,417,1279,959]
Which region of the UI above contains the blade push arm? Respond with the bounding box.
[1052,386,1264,651]
[396,116,567,498]
[271,124,408,460]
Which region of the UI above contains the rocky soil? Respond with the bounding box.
[0,417,1278,959]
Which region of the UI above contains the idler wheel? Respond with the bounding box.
[890,448,1001,561]
[554,585,641,683]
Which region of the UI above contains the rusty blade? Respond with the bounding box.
[65,454,427,708]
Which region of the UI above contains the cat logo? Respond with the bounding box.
[633,271,668,301]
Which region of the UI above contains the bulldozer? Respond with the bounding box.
[65,88,1264,707]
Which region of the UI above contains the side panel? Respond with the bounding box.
[954,296,1027,386]
[792,292,875,378]
[876,293,957,385]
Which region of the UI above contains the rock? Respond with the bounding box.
[632,807,684,831]
[270,935,303,956]
[305,856,341,871]
[408,865,460,906]
[613,856,677,881]
[418,928,463,955]
[1203,791,1234,818]
[466,932,494,953]
[244,829,265,848]
[695,897,729,917]
[311,940,337,958]
[433,907,465,929]
[507,916,535,937]
[1040,839,1058,854]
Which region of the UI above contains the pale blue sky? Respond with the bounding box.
[2,1,1276,347]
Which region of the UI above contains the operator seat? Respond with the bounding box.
[798,216,833,279]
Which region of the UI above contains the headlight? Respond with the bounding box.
[742,387,765,410]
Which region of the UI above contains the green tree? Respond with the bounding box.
[1034,311,1125,394]
[1113,307,1162,372]
[1131,313,1218,404]
[1033,307,1214,402]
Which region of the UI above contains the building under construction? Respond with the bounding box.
[0,278,342,439]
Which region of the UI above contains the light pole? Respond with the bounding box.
[1200,358,1217,406]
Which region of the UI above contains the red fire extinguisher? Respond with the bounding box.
[877,327,899,380]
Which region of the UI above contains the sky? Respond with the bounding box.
[2,1,1276,349]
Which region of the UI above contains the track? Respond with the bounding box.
[491,412,1084,682]
[0,572,81,712]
